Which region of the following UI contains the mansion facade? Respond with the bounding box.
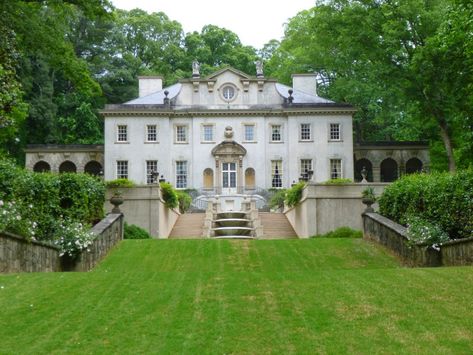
[25,65,429,188]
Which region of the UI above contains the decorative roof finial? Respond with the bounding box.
[255,60,264,78]
[288,89,294,104]
[163,90,170,106]
[192,60,200,78]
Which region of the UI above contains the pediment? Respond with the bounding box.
[205,67,253,80]
[211,140,247,157]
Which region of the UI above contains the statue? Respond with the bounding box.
[192,60,200,77]
[361,166,368,183]
[224,126,234,140]
[255,60,264,77]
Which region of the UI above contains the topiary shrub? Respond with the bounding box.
[105,178,135,188]
[285,182,306,208]
[124,222,151,239]
[379,170,473,240]
[160,182,178,209]
[322,178,353,184]
[312,227,362,238]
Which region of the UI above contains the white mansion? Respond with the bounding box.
[25,65,429,188]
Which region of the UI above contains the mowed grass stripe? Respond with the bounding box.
[1,239,472,353]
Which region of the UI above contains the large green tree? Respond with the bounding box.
[269,0,472,171]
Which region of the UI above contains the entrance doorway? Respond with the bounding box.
[222,162,237,194]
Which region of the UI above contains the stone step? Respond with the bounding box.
[259,212,298,239]
[169,213,205,239]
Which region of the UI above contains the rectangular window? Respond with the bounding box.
[330,123,341,141]
[146,125,157,142]
[271,160,283,188]
[300,123,311,141]
[175,125,188,143]
[116,160,128,179]
[244,124,255,141]
[300,159,313,176]
[176,161,187,188]
[271,125,282,142]
[202,124,214,142]
[330,159,342,179]
[117,125,128,142]
[146,160,158,184]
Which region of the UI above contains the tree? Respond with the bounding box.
[269,0,471,171]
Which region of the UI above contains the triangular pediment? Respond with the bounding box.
[205,67,253,80]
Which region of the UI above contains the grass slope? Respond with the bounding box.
[1,239,472,354]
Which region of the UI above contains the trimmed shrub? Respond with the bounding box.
[379,170,473,240]
[124,222,151,239]
[176,190,192,213]
[160,182,178,209]
[322,178,353,184]
[285,182,306,208]
[105,178,135,188]
[312,227,362,238]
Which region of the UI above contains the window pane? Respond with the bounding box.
[117,161,128,179]
[203,125,213,141]
[300,159,312,174]
[176,161,187,188]
[330,123,340,140]
[176,126,187,142]
[147,125,157,142]
[146,160,158,184]
[300,124,311,140]
[272,125,281,141]
[330,159,342,179]
[271,160,283,188]
[245,125,254,141]
[117,125,127,142]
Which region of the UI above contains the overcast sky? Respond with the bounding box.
[110,0,316,49]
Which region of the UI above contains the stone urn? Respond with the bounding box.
[110,193,124,213]
[361,197,375,213]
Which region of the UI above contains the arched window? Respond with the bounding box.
[245,168,255,189]
[33,161,51,173]
[406,158,423,174]
[59,161,77,173]
[203,168,214,189]
[84,161,102,176]
[380,158,398,182]
[354,158,373,182]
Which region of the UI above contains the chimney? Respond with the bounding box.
[138,76,163,97]
[292,74,317,96]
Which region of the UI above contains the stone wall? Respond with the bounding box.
[363,212,473,267]
[284,183,388,238]
[362,212,440,267]
[63,213,124,272]
[1,213,123,273]
[105,186,179,238]
[0,232,61,273]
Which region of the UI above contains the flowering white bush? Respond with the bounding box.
[0,200,37,239]
[53,220,95,258]
[406,216,449,250]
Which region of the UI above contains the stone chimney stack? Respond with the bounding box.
[138,76,163,97]
[292,74,318,96]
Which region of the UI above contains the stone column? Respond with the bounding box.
[372,165,381,182]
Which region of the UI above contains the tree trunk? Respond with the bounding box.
[438,119,456,172]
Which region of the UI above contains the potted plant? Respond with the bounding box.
[361,187,376,212]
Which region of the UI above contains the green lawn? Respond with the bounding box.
[1,239,472,354]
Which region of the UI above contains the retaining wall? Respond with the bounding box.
[363,212,473,267]
[1,213,124,273]
[284,183,388,238]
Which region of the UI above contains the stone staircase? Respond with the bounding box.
[168,213,205,239]
[259,212,298,239]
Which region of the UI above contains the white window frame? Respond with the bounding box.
[300,159,313,175]
[175,125,188,144]
[300,123,311,141]
[117,125,128,142]
[270,160,283,188]
[116,160,128,179]
[329,123,342,141]
[146,124,158,143]
[146,160,158,184]
[271,124,282,142]
[243,124,256,142]
[201,124,215,143]
[175,161,188,189]
[330,159,343,179]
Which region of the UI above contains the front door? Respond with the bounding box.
[222,162,237,194]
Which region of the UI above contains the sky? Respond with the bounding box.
[110,0,316,49]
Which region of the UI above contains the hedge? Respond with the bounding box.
[378,170,473,240]
[0,158,105,240]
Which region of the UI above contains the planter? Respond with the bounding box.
[110,194,124,213]
[362,197,375,212]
